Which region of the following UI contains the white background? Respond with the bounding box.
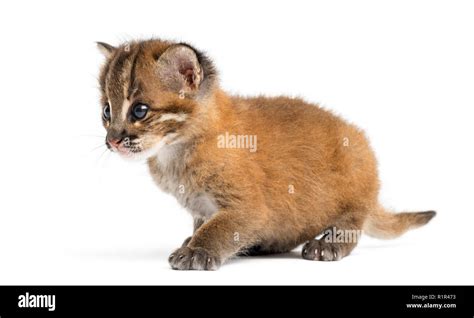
[0,0,473,285]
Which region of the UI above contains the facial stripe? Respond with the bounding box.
[127,44,142,99]
[122,99,132,121]
[120,50,134,102]
[106,48,130,100]
[160,104,193,115]
[158,113,188,122]
[108,99,113,118]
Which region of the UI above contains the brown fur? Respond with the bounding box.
[97,39,435,270]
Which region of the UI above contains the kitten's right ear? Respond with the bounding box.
[96,42,116,58]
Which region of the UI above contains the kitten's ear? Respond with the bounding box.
[96,42,116,58]
[156,44,205,94]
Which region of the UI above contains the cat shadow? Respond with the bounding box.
[227,250,302,265]
[226,242,402,265]
[73,247,168,261]
[74,243,398,264]
[76,247,302,266]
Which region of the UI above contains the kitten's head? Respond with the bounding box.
[97,39,217,160]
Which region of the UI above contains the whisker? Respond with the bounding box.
[102,150,112,163]
[91,144,106,152]
[76,134,106,139]
[97,148,109,164]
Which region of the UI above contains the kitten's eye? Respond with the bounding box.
[103,104,111,120]
[132,103,149,120]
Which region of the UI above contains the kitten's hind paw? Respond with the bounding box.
[302,239,343,262]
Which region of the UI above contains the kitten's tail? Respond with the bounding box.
[363,205,436,239]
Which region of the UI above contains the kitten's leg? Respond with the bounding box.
[169,209,264,270]
[238,242,292,256]
[302,216,363,261]
[181,217,205,247]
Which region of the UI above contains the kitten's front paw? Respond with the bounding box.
[168,246,221,270]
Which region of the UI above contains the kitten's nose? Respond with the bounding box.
[107,137,123,148]
[107,129,127,148]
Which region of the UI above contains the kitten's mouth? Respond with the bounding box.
[106,139,143,158]
[114,146,141,157]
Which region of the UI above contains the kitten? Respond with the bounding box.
[97,39,435,270]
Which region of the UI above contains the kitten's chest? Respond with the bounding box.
[147,147,218,220]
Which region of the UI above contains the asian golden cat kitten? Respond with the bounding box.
[96,39,435,270]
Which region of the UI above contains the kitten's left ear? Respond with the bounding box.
[156,44,213,96]
[96,42,116,58]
